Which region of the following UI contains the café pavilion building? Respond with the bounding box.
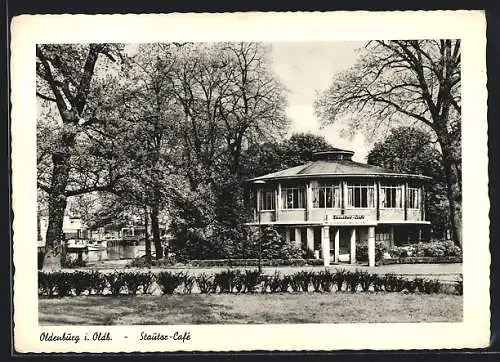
[246,148,431,267]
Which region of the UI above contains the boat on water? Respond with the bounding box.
[65,238,88,250]
[87,240,107,251]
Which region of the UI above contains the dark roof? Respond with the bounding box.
[248,157,431,182]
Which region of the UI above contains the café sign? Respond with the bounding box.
[324,214,372,225]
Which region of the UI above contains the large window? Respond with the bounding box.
[380,184,403,208]
[407,187,420,209]
[347,183,375,208]
[259,189,275,210]
[312,183,342,208]
[281,187,306,209]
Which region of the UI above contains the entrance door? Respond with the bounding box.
[338,228,351,255]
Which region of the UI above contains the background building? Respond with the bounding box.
[247,148,431,266]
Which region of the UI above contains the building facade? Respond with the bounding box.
[246,149,431,267]
[39,215,90,244]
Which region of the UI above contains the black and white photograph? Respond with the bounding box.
[11,11,489,352]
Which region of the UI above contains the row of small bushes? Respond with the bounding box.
[378,256,462,265]
[38,269,463,297]
[188,258,325,267]
[126,257,326,268]
[389,240,461,258]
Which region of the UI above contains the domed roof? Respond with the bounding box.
[248,150,431,182]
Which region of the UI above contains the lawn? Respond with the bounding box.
[39,293,462,325]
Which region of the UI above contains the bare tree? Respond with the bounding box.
[315,40,462,245]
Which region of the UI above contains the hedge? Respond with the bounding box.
[125,258,326,268]
[188,258,326,267]
[38,269,462,297]
[388,240,462,259]
[378,256,462,265]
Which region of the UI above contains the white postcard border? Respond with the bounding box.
[11,11,490,352]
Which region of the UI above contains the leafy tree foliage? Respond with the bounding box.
[367,127,449,239]
[315,40,462,245]
[36,44,127,269]
[241,132,335,179]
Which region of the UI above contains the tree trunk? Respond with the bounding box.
[437,133,462,247]
[42,136,73,271]
[144,206,152,263]
[150,201,162,260]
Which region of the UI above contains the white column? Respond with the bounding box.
[274,187,279,221]
[294,228,302,248]
[350,228,356,264]
[321,226,331,266]
[368,226,376,267]
[306,227,314,255]
[306,182,312,221]
[277,183,282,220]
[276,183,282,212]
[342,181,348,211]
[256,188,261,213]
[403,182,407,220]
[334,228,340,263]
[285,228,291,242]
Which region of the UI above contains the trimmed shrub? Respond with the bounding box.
[39,272,74,297]
[394,276,406,292]
[56,272,74,297]
[71,271,92,296]
[404,279,418,293]
[372,274,384,292]
[279,275,292,293]
[139,272,156,295]
[413,277,425,293]
[232,272,244,293]
[156,271,184,295]
[242,270,261,293]
[38,271,58,297]
[182,274,196,294]
[292,271,313,292]
[358,270,373,292]
[122,272,146,295]
[454,275,463,296]
[333,269,347,292]
[345,271,361,293]
[105,271,127,296]
[311,273,322,292]
[196,273,216,294]
[319,270,334,292]
[213,270,238,293]
[263,272,282,293]
[382,273,398,292]
[88,270,107,295]
[289,274,301,292]
[422,279,442,294]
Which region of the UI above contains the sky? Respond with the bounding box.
[269,41,369,162]
[124,42,371,162]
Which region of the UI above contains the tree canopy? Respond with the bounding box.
[315,40,462,245]
[367,126,449,238]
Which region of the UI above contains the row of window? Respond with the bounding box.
[258,184,421,210]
